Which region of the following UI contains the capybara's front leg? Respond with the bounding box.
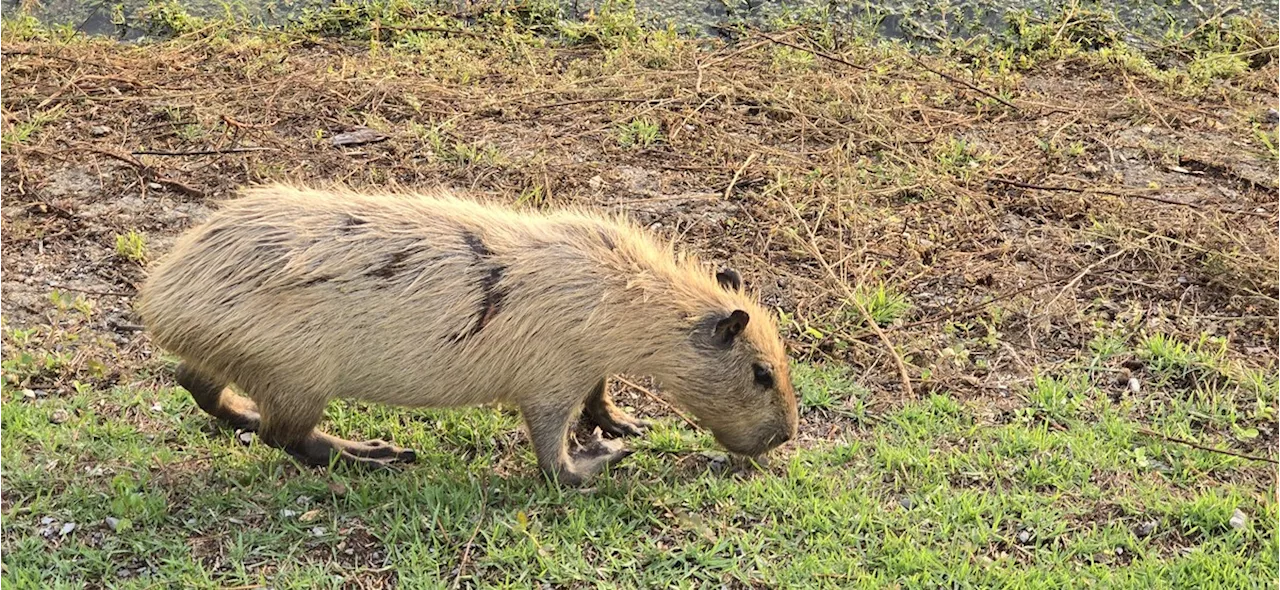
[523,397,632,486]
[581,378,650,438]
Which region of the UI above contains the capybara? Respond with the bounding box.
[137,184,798,485]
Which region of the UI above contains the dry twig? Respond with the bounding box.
[451,483,489,589]
[614,376,701,431]
[1136,427,1278,465]
[782,199,915,398]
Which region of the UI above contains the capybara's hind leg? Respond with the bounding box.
[255,397,417,470]
[582,378,649,438]
[176,362,260,431]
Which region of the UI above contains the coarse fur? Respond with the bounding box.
[137,184,798,484]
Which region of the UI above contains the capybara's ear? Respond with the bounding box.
[713,309,750,346]
[715,267,743,291]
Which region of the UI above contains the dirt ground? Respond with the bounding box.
[1,26,1277,454]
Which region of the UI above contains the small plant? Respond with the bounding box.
[1177,489,1244,538]
[793,363,867,417]
[1025,375,1082,424]
[115,230,148,263]
[448,141,503,166]
[1140,332,1230,387]
[1252,120,1278,161]
[559,0,642,48]
[772,45,816,72]
[1,105,67,150]
[935,137,984,178]
[845,283,912,327]
[617,118,662,148]
[139,0,209,37]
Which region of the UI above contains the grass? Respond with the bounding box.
[0,105,66,150]
[1253,121,1279,161]
[114,230,148,264]
[617,118,662,148]
[1,1,1277,587]
[2,337,1275,587]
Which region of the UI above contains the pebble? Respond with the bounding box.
[147,182,164,190]
[1229,509,1247,530]
[59,522,76,536]
[105,517,121,531]
[89,125,113,136]
[1016,530,1031,544]
[1266,109,1278,124]
[50,409,69,424]
[310,526,327,537]
[1134,520,1157,537]
[898,496,915,510]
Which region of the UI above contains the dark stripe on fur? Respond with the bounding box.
[452,231,507,342]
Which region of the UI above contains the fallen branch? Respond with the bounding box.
[906,54,1020,111]
[987,176,1272,218]
[47,282,135,297]
[614,376,701,431]
[59,145,205,197]
[132,147,275,156]
[1136,427,1278,465]
[1039,247,1131,313]
[754,31,869,72]
[723,153,758,200]
[532,97,666,110]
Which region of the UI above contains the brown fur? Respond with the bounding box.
[137,184,798,484]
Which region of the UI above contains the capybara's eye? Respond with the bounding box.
[752,363,774,388]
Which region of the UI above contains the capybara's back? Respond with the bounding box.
[139,184,797,484]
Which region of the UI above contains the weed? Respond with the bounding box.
[1024,375,1083,425]
[1252,120,1278,161]
[114,230,148,263]
[934,136,985,179]
[845,283,911,327]
[1,105,67,149]
[617,117,662,148]
[793,363,867,418]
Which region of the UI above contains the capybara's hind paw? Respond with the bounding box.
[336,451,416,471]
[342,439,418,463]
[280,431,418,471]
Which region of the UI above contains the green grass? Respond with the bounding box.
[1253,120,1279,161]
[2,337,1275,588]
[617,117,662,148]
[114,230,148,264]
[1,105,67,150]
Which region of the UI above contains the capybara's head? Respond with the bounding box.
[663,268,799,458]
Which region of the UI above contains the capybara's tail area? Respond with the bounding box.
[174,361,261,432]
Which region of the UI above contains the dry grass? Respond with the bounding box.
[4,19,1275,409]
